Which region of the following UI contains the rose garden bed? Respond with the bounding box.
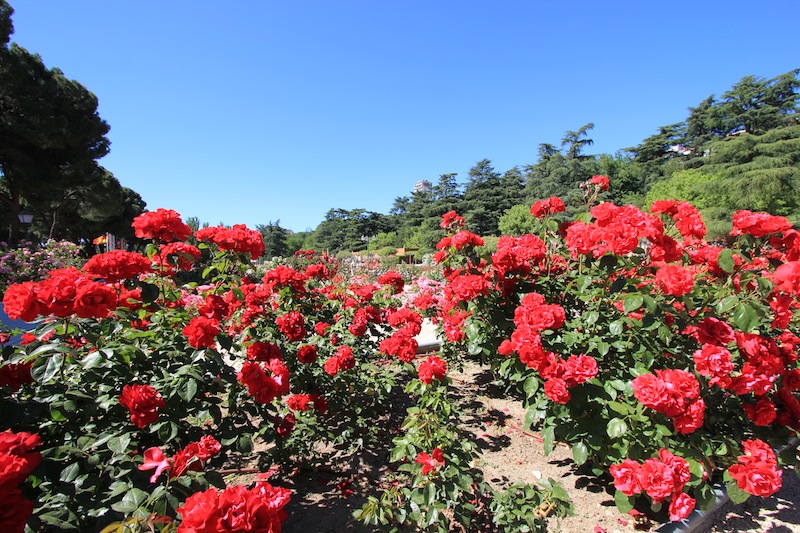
[2,177,800,532]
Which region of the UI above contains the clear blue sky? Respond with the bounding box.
[8,1,799,233]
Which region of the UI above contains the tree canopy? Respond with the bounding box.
[0,0,144,244]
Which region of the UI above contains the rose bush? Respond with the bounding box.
[0,208,438,531]
[430,176,800,521]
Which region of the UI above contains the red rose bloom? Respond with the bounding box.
[669,492,696,522]
[0,488,34,533]
[158,242,202,271]
[530,196,566,218]
[276,311,307,342]
[177,482,291,533]
[34,267,88,317]
[418,355,447,384]
[638,458,674,502]
[772,261,800,295]
[440,211,466,231]
[74,279,118,319]
[183,317,220,349]
[590,174,610,190]
[728,462,782,497]
[297,345,318,364]
[654,265,695,297]
[247,342,282,362]
[731,210,792,238]
[83,250,152,282]
[544,377,571,404]
[0,361,34,392]
[132,208,193,242]
[377,271,404,294]
[415,448,444,476]
[287,394,314,411]
[172,435,222,478]
[195,224,265,259]
[119,384,165,428]
[2,281,41,322]
[610,459,642,496]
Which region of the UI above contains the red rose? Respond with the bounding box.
[172,435,221,478]
[731,210,792,238]
[275,311,306,342]
[440,211,466,231]
[530,196,566,218]
[119,384,165,428]
[247,342,282,362]
[183,317,220,349]
[418,355,447,384]
[638,458,675,502]
[2,282,41,322]
[654,265,695,297]
[669,491,696,522]
[544,377,571,404]
[673,398,705,434]
[772,261,800,295]
[297,345,318,364]
[695,317,735,346]
[415,448,444,476]
[744,396,777,426]
[34,267,88,317]
[449,231,484,250]
[83,250,152,282]
[728,462,782,497]
[610,459,642,496]
[377,271,404,294]
[176,482,291,533]
[0,488,34,533]
[562,354,597,385]
[132,208,192,242]
[237,361,280,404]
[379,332,418,363]
[73,279,118,319]
[276,413,296,438]
[157,242,201,272]
[287,394,314,411]
[0,362,34,392]
[590,174,610,190]
[195,224,264,259]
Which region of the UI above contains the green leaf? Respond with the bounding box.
[725,480,751,504]
[623,294,644,314]
[107,434,132,455]
[34,353,64,384]
[542,426,554,455]
[609,320,624,336]
[523,376,538,396]
[59,463,80,483]
[607,401,633,416]
[732,303,759,332]
[110,488,148,514]
[715,295,739,315]
[572,442,588,465]
[584,311,600,325]
[717,249,735,274]
[614,490,635,513]
[179,378,199,402]
[606,418,628,439]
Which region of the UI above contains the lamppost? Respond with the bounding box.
[18,209,34,244]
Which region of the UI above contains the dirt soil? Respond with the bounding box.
[236,361,800,532]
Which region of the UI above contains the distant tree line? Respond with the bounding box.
[0,0,146,246]
[261,68,797,258]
